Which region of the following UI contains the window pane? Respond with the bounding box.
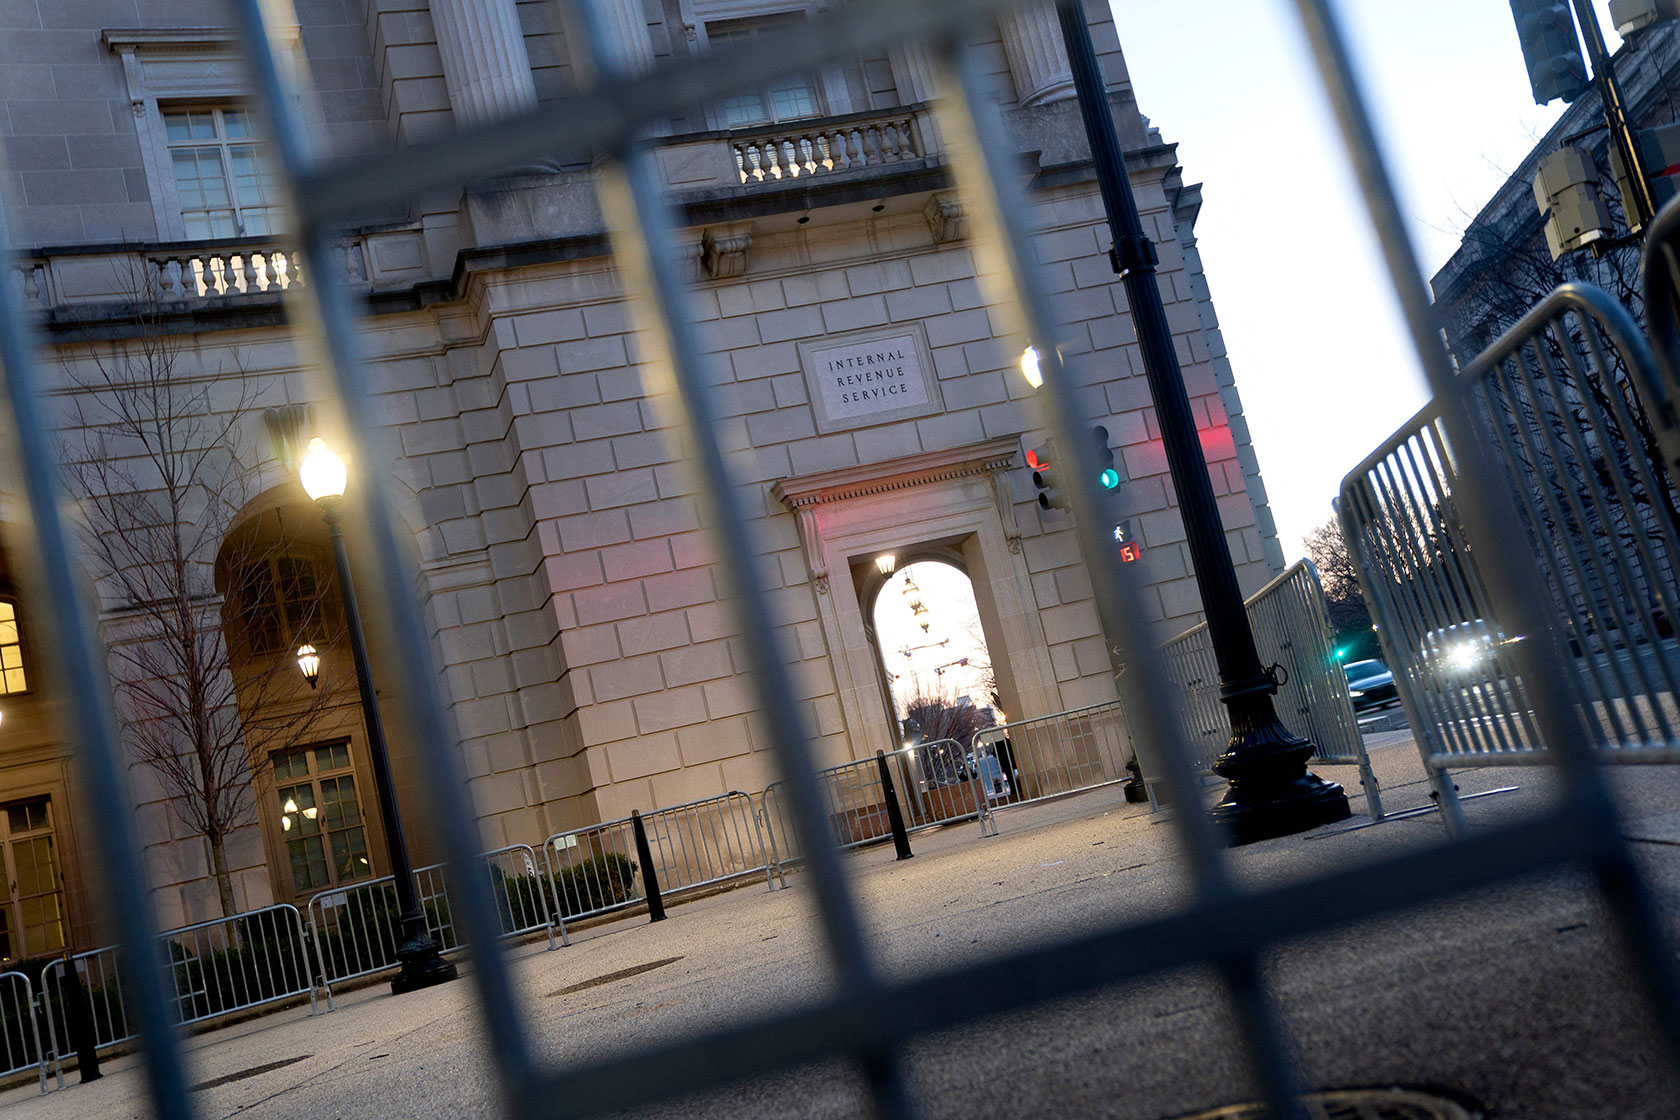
[280,783,320,837]
[769,76,819,121]
[333,827,371,881]
[172,149,232,208]
[222,110,251,139]
[2,670,23,694]
[719,92,770,128]
[317,742,350,773]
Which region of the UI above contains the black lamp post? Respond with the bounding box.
[299,437,458,992]
[1054,1,1349,844]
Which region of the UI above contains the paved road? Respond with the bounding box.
[8,738,1680,1119]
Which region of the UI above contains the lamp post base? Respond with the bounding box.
[1210,711,1351,846]
[390,933,459,995]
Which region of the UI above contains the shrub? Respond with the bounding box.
[551,853,638,918]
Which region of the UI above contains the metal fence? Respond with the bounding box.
[1162,559,1382,816]
[306,846,571,988]
[1340,284,1680,830]
[40,902,327,1085]
[3,1,1679,1118]
[970,700,1132,819]
[542,791,775,925]
[759,740,991,869]
[0,971,46,1093]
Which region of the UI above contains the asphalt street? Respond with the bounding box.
[7,733,1680,1119]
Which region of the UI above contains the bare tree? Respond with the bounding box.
[60,284,340,920]
[1303,517,1377,661]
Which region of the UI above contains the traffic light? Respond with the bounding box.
[1092,425,1118,491]
[1509,1,1590,106]
[1533,146,1613,259]
[1027,443,1067,511]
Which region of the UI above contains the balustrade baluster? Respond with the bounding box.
[898,118,917,157]
[778,139,797,178]
[846,129,864,169]
[251,252,271,292]
[21,264,42,307]
[208,256,227,296]
[880,121,903,161]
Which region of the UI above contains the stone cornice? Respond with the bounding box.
[770,436,1021,511]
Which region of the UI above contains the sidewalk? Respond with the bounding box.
[8,735,1680,1119]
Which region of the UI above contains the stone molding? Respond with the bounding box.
[770,436,1023,592]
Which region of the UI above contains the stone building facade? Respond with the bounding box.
[0,0,1283,949]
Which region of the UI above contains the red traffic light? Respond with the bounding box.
[1026,447,1049,471]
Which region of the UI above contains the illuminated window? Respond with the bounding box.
[273,742,373,896]
[232,554,326,657]
[706,15,823,128]
[0,600,25,695]
[0,797,67,961]
[163,107,281,241]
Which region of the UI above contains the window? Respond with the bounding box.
[0,797,67,961]
[163,107,281,240]
[706,15,823,128]
[0,600,24,694]
[232,554,327,657]
[272,742,373,896]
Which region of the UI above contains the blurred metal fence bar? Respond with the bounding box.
[1162,559,1382,816]
[311,847,559,987]
[0,971,46,1093]
[759,741,989,871]
[1341,286,1680,828]
[0,0,1666,1118]
[970,701,1131,821]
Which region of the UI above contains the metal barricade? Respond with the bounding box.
[544,792,775,925]
[42,903,326,1084]
[309,863,460,987]
[160,903,325,1027]
[759,741,988,870]
[1341,283,1680,830]
[1162,559,1382,817]
[3,2,1678,1117]
[485,843,561,951]
[969,700,1131,823]
[0,971,46,1093]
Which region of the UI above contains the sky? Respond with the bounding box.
[1107,0,1626,559]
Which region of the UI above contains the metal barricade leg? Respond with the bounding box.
[1428,768,1470,838]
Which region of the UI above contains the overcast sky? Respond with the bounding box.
[1107,0,1625,558]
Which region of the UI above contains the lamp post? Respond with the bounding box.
[1053,1,1349,843]
[298,438,457,993]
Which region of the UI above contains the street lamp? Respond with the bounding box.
[298,438,457,993]
[295,644,320,689]
[1053,2,1347,842]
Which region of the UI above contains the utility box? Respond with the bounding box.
[1611,121,1680,227]
[1533,146,1614,258]
[1610,0,1680,36]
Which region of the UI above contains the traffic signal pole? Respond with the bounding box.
[1571,0,1657,228]
[1054,1,1349,842]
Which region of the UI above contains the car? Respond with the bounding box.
[1420,619,1503,677]
[1343,658,1399,712]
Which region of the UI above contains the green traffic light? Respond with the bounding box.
[1333,646,1349,662]
[1099,468,1120,490]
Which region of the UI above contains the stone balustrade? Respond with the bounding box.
[9,237,392,313]
[731,111,921,186]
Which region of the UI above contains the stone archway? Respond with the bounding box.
[772,437,1063,762]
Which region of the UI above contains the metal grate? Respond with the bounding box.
[0,2,1674,1120]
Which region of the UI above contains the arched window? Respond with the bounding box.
[0,599,26,695]
[230,554,327,657]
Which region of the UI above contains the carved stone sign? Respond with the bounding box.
[799,327,941,434]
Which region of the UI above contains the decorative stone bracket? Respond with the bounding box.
[770,436,1023,594]
[923,194,968,245]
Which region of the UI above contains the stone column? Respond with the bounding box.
[889,44,938,105]
[597,0,656,74]
[428,0,538,125]
[997,1,1075,107]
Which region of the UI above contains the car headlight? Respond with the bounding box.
[1348,689,1365,698]
[1449,642,1482,671]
